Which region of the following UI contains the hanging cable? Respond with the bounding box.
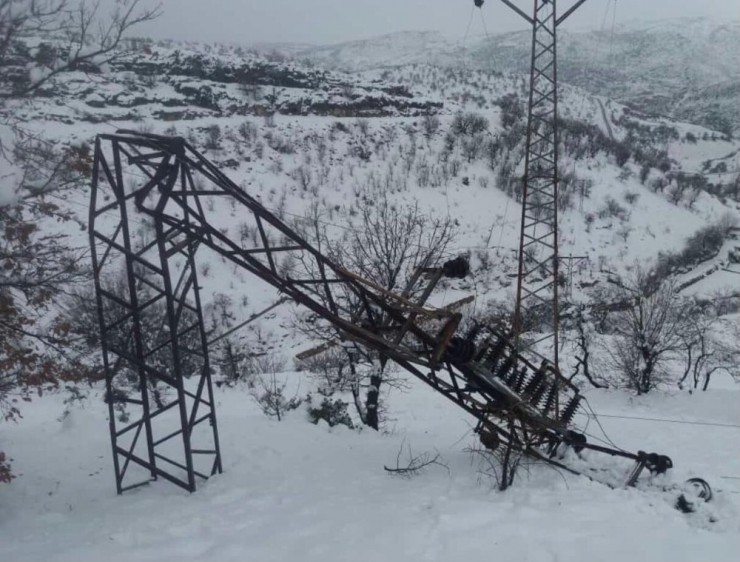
[564,0,621,292]
[580,396,630,454]
[572,0,616,121]
[478,3,491,41]
[576,409,740,430]
[496,195,512,254]
[599,0,612,32]
[461,3,477,70]
[609,1,619,63]
[461,0,491,71]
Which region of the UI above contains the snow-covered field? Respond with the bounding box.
[1,380,739,561]
[4,23,740,562]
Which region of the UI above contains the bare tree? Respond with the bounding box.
[1,0,161,98]
[295,195,456,430]
[0,0,159,482]
[601,267,694,394]
[678,316,740,391]
[450,111,489,137]
[421,113,440,139]
[239,82,262,102]
[466,439,523,492]
[569,304,608,389]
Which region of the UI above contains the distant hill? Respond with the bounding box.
[294,18,740,134]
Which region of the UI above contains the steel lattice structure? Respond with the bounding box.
[501,0,587,370]
[89,131,687,498]
[90,136,223,493]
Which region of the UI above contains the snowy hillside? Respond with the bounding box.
[296,18,740,134]
[294,30,460,71]
[3,35,740,375]
[3,36,740,368]
[3,24,740,562]
[8,41,740,397]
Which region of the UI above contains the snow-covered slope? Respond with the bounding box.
[7,36,740,338]
[3,25,740,562]
[1,382,739,561]
[297,18,740,133]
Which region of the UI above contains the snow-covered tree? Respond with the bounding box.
[0,0,159,482]
[602,267,694,394]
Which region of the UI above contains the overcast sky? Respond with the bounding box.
[134,0,740,46]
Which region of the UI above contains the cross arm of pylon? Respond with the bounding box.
[498,1,589,27]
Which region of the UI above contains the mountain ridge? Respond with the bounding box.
[288,17,740,133]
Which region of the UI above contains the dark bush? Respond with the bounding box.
[451,112,489,137]
[597,196,629,221]
[494,93,524,129]
[307,397,354,429]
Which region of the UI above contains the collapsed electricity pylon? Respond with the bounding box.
[500,0,588,370]
[89,131,712,512]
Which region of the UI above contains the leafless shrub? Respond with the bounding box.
[355,118,370,137]
[422,113,441,139]
[204,124,221,150]
[677,316,740,391]
[238,120,258,145]
[466,436,523,492]
[292,164,315,193]
[250,371,302,422]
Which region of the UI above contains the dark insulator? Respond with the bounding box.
[645,453,673,475]
[504,364,522,387]
[565,430,587,453]
[474,0,485,7]
[513,367,529,392]
[442,256,470,279]
[529,382,548,407]
[502,364,517,386]
[542,384,558,413]
[474,343,489,363]
[560,395,582,425]
[465,324,483,342]
[494,353,515,380]
[479,336,506,368]
[482,349,501,372]
[523,369,545,396]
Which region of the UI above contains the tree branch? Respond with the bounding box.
[384,440,448,478]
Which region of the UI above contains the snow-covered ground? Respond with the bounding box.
[4,26,740,562]
[1,381,739,561]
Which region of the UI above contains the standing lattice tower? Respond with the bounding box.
[500,0,587,369]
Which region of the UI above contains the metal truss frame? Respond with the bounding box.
[90,136,222,493]
[90,129,666,495]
